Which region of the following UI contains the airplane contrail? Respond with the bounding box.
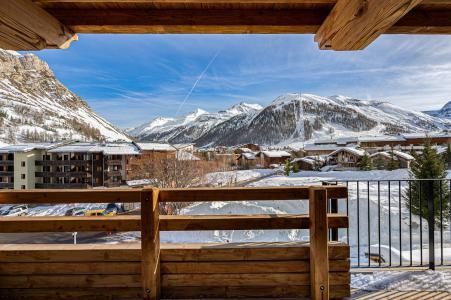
[175,50,221,116]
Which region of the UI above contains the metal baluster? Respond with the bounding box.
[378,181,381,267]
[420,181,423,266]
[367,181,371,267]
[357,181,360,267]
[399,180,402,266]
[388,181,391,267]
[409,180,413,266]
[441,180,443,266]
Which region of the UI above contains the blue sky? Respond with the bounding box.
[28,34,451,129]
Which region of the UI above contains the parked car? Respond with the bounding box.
[65,207,86,216]
[84,209,105,217]
[0,205,28,217]
[103,203,124,216]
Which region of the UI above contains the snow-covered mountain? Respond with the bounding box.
[0,49,129,143]
[130,93,451,147]
[127,102,263,143]
[424,101,451,119]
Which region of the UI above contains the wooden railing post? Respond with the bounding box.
[141,188,160,300]
[309,187,329,300]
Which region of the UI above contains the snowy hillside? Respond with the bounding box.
[424,101,451,119]
[0,49,129,143]
[130,93,451,147]
[127,102,262,143]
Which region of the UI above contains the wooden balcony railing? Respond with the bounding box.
[0,186,349,300]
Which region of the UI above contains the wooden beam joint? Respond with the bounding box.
[315,0,424,50]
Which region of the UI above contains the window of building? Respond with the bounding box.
[21,161,25,167]
[21,174,25,179]
[21,185,25,189]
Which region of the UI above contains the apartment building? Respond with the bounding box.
[0,141,140,189]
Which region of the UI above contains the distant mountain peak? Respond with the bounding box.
[423,101,451,119]
[130,93,450,147]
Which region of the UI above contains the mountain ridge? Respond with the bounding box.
[0,49,129,144]
[129,93,451,147]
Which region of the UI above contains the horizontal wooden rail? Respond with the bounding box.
[0,186,348,204]
[158,186,347,202]
[0,189,141,204]
[0,214,348,233]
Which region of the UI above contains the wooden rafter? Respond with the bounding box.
[0,0,77,50]
[315,0,424,50]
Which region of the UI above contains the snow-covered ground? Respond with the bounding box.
[352,270,451,292]
[202,169,277,186]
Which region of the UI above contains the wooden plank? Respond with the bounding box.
[161,272,349,287]
[0,214,348,233]
[0,274,141,288]
[161,284,350,299]
[0,288,142,300]
[161,214,348,230]
[158,186,347,202]
[0,189,141,204]
[0,262,141,275]
[0,285,350,300]
[0,0,77,50]
[160,242,349,261]
[0,242,349,262]
[141,188,160,300]
[161,259,350,274]
[0,260,349,275]
[315,0,424,50]
[0,243,142,262]
[0,215,141,233]
[309,187,329,299]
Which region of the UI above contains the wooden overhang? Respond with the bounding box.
[1,0,451,51]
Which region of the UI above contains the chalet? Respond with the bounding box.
[304,144,341,156]
[292,156,325,171]
[173,143,195,153]
[370,152,393,170]
[237,152,258,169]
[392,150,415,169]
[327,148,366,170]
[257,151,291,168]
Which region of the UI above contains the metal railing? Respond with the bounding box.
[327,179,451,269]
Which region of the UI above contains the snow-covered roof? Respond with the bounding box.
[238,147,253,153]
[260,150,291,158]
[370,152,392,159]
[358,135,406,142]
[292,157,317,165]
[98,142,140,155]
[137,142,176,151]
[240,152,256,160]
[0,142,63,153]
[172,143,194,150]
[176,151,200,161]
[392,150,415,161]
[304,144,340,152]
[329,147,366,157]
[48,143,100,153]
[126,179,153,187]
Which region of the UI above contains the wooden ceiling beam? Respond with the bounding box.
[46,8,330,34]
[0,0,77,50]
[315,0,424,51]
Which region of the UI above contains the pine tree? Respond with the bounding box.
[360,153,373,171]
[445,143,451,169]
[292,161,300,173]
[284,159,291,176]
[406,139,450,223]
[387,149,400,170]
